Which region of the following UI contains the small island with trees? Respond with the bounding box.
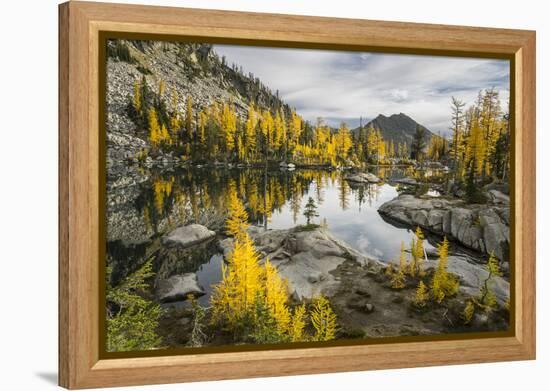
[105,39,511,353]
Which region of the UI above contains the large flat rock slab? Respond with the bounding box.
[219,226,375,300]
[162,224,216,248]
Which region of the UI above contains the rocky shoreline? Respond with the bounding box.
[157,222,509,345]
[378,193,510,266]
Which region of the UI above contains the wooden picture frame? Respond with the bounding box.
[59,1,536,389]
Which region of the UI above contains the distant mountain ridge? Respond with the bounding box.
[353,113,435,147]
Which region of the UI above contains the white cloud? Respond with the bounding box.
[214,44,510,135]
[388,89,409,102]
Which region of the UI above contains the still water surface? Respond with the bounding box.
[107,167,443,306]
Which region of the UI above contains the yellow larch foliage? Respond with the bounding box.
[225,184,249,238]
[263,259,291,334]
[335,123,352,160]
[273,110,286,150]
[289,110,302,149]
[409,227,425,277]
[390,248,407,289]
[311,296,337,342]
[153,177,174,214]
[479,252,501,310]
[160,123,171,145]
[430,236,459,303]
[245,104,257,159]
[148,107,161,146]
[236,134,245,161]
[366,126,379,160]
[211,194,302,340]
[413,280,429,308]
[402,143,408,159]
[414,226,425,265]
[198,110,207,144]
[169,89,180,141]
[377,129,386,161]
[260,110,274,142]
[427,134,448,161]
[148,107,171,146]
[221,103,237,152]
[211,233,263,325]
[462,300,475,324]
[133,79,141,114]
[289,304,307,342]
[258,189,273,223]
[185,95,193,135]
[157,79,165,98]
[385,262,395,276]
[390,266,406,289]
[170,114,180,141]
[465,112,487,176]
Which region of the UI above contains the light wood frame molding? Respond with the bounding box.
[59,1,536,389]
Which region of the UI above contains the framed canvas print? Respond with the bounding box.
[58,1,536,389]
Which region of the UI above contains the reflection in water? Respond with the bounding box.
[107,167,441,302]
[196,254,223,306]
[268,178,427,262]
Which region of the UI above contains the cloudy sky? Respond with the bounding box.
[214,44,510,135]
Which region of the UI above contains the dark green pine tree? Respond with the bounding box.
[410,124,427,162]
[303,197,319,225]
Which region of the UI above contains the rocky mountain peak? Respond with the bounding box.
[354,112,435,147]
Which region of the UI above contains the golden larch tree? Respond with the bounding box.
[289,304,307,342]
[263,259,291,334]
[478,252,501,310]
[408,227,425,277]
[245,104,257,160]
[335,123,353,161]
[430,236,459,303]
[225,183,249,238]
[148,107,161,147]
[185,96,193,136]
[133,79,141,115]
[221,103,237,153]
[310,296,337,341]
[169,89,180,142]
[210,231,263,326]
[413,280,429,308]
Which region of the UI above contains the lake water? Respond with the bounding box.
[107,166,448,306]
[268,179,426,261]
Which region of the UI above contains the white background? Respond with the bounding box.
[0,0,546,389]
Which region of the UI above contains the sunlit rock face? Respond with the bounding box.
[217,225,374,300]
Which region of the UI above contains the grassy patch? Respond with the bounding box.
[294,223,320,232]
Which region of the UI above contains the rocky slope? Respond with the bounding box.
[106,39,288,172]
